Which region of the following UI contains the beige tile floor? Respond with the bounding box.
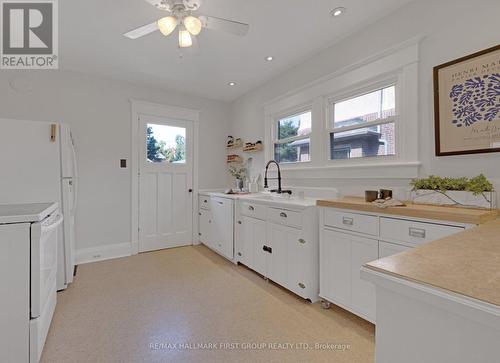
[41,245,374,363]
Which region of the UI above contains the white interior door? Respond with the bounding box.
[138,115,194,252]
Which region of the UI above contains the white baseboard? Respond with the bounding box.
[76,242,132,265]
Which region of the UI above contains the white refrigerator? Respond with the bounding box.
[0,118,77,290]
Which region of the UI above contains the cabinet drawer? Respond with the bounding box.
[378,241,412,259]
[240,202,267,220]
[268,208,302,229]
[198,195,210,210]
[380,217,464,246]
[324,209,378,236]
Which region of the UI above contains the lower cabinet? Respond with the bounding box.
[198,195,234,260]
[320,228,377,322]
[236,204,319,302]
[210,197,234,259]
[198,209,212,246]
[240,215,266,275]
[378,240,411,258]
[320,207,472,324]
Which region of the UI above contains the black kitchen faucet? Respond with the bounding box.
[264,160,292,195]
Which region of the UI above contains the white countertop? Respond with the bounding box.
[0,202,58,224]
[199,191,318,209]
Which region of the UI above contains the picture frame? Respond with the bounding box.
[433,44,500,156]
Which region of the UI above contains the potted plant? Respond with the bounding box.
[410,174,496,209]
[228,164,247,191]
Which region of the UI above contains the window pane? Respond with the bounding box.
[274,138,310,163]
[146,124,186,164]
[277,111,312,140]
[333,85,395,128]
[330,123,395,160]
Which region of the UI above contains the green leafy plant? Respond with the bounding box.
[410,174,493,195]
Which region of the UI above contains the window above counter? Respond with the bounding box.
[263,39,421,179]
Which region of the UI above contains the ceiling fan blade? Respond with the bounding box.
[123,21,159,40]
[199,15,249,36]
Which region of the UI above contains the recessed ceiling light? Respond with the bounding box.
[228,81,236,86]
[265,56,274,62]
[331,7,346,17]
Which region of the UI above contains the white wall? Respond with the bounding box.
[230,0,500,203]
[0,70,231,252]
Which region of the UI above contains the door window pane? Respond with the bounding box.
[330,123,395,160]
[274,138,310,163]
[333,85,395,128]
[277,111,312,140]
[146,124,186,164]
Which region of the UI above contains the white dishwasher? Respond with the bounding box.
[0,202,62,363]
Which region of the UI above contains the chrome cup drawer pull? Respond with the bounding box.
[409,227,426,238]
[280,212,288,218]
[342,217,354,226]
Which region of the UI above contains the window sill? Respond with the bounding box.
[275,161,421,179]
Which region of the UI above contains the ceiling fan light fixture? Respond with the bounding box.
[178,27,193,48]
[184,16,202,36]
[157,16,178,36]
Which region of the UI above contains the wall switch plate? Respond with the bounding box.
[120,159,127,168]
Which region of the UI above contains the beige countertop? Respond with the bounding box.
[317,197,500,307]
[366,219,500,307]
[317,197,498,225]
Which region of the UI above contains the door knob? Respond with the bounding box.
[188,189,193,193]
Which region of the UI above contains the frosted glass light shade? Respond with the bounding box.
[178,29,193,48]
[157,16,177,36]
[183,16,202,35]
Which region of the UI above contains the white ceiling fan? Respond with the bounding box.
[124,0,250,48]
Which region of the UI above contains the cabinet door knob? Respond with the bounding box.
[238,221,242,224]
[298,238,306,244]
[198,212,202,216]
[248,206,255,211]
[237,252,242,256]
[204,199,208,203]
[298,282,305,289]
[280,212,288,218]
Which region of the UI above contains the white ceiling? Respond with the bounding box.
[60,0,414,101]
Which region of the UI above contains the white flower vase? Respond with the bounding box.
[411,190,497,210]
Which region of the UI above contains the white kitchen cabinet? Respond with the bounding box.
[378,241,411,258]
[350,234,378,320]
[288,231,316,298]
[201,193,319,302]
[239,215,266,272]
[320,206,474,324]
[266,222,294,288]
[198,209,212,246]
[320,228,377,321]
[210,197,234,260]
[235,202,319,302]
[320,228,351,307]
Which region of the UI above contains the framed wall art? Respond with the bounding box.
[434,44,500,156]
